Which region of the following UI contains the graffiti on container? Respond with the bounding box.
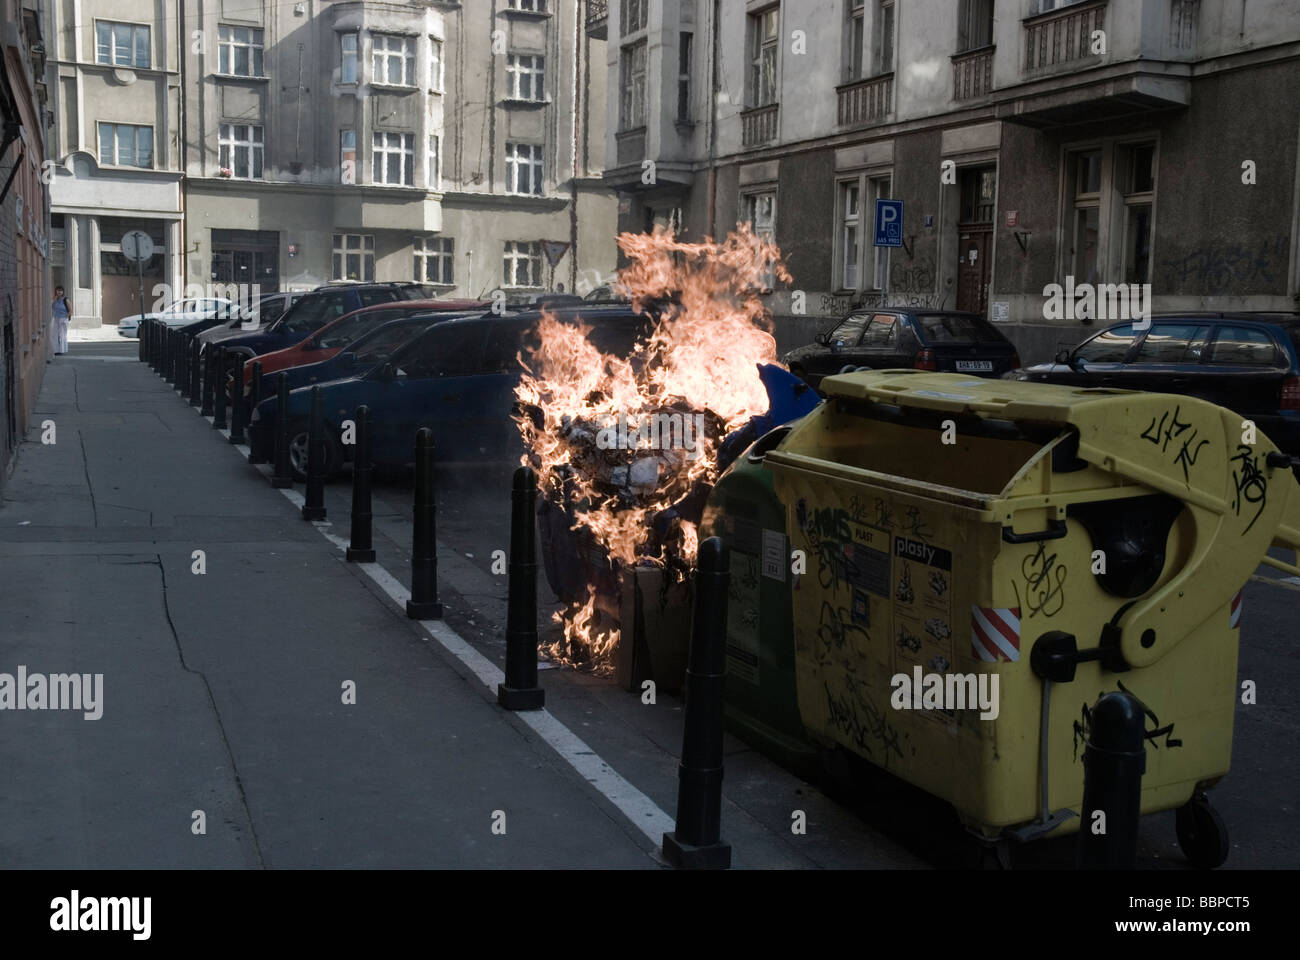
[904,505,933,541]
[817,599,870,655]
[824,678,904,764]
[1158,237,1288,295]
[1139,404,1209,482]
[846,494,872,524]
[1072,679,1183,762]
[874,497,896,529]
[1229,445,1267,534]
[1013,540,1067,619]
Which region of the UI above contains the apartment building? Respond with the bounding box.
[599,0,1300,360]
[182,0,615,299]
[43,0,185,327]
[2,0,52,479]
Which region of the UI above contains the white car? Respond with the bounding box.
[117,297,236,338]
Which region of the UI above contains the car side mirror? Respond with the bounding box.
[1054,349,1071,365]
[815,332,828,345]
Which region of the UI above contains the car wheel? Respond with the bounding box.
[288,420,342,483]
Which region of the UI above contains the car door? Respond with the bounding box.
[382,321,490,463]
[858,314,907,369]
[1058,322,1140,386]
[1203,322,1288,417]
[1114,321,1212,394]
[816,314,872,376]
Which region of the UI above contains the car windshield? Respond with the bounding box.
[915,314,1003,343]
[316,312,382,349]
[278,293,347,334]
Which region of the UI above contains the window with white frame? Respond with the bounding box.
[426,134,441,190]
[749,7,780,107]
[957,0,994,52]
[1069,149,1102,286]
[97,122,153,168]
[678,32,693,122]
[845,1,865,82]
[333,234,375,281]
[835,173,893,291]
[869,175,892,288]
[838,181,860,289]
[1120,142,1156,284]
[742,191,777,288]
[340,130,357,183]
[503,241,543,288]
[415,236,454,285]
[507,0,547,11]
[620,41,647,130]
[431,38,444,91]
[622,0,648,33]
[219,124,264,179]
[218,25,264,77]
[505,142,543,195]
[874,0,895,75]
[372,33,415,86]
[1060,139,1158,290]
[95,21,150,69]
[341,33,359,83]
[373,131,415,186]
[506,54,545,101]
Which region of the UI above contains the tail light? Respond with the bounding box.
[915,349,937,371]
[1281,376,1300,410]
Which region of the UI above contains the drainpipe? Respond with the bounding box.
[707,0,719,237]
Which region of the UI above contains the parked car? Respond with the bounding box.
[782,309,1021,390]
[191,291,306,343]
[1006,313,1300,453]
[240,299,489,392]
[248,305,656,480]
[117,296,235,338]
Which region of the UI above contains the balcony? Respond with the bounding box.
[586,0,608,40]
[952,47,994,101]
[836,74,893,129]
[1024,1,1106,74]
[615,127,646,167]
[741,103,779,148]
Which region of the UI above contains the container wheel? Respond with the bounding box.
[1175,792,1229,869]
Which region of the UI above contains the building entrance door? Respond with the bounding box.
[956,165,995,316]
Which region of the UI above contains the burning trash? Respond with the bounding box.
[514,223,791,670]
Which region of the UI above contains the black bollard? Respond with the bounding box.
[301,386,327,521]
[498,466,545,710]
[200,345,215,417]
[405,428,443,619]
[346,406,376,563]
[213,348,228,430]
[229,354,247,445]
[164,330,175,384]
[138,321,146,362]
[1077,690,1146,869]
[271,373,293,489]
[149,321,159,372]
[189,337,202,406]
[662,536,732,869]
[247,361,266,464]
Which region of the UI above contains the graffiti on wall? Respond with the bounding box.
[1158,237,1288,295]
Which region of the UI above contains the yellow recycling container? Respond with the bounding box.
[764,369,1300,846]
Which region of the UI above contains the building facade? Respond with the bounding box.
[181,0,615,300]
[600,0,1300,360]
[2,0,52,480]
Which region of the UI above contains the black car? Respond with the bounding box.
[183,291,305,339]
[782,309,1021,390]
[1009,313,1300,454]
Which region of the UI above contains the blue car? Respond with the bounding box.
[248,306,654,479]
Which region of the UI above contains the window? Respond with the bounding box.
[838,181,860,289]
[427,135,441,190]
[505,142,543,195]
[218,25,264,77]
[1131,323,1211,364]
[354,320,427,363]
[506,54,545,101]
[862,315,899,347]
[503,241,543,288]
[1208,326,1278,366]
[97,122,153,168]
[1070,149,1101,285]
[742,191,777,288]
[373,132,415,186]
[1073,323,1136,364]
[749,7,780,107]
[677,33,693,122]
[398,323,487,379]
[622,0,648,33]
[827,314,870,345]
[219,124,264,179]
[875,0,895,75]
[372,33,415,86]
[341,33,358,83]
[340,130,357,184]
[415,236,454,285]
[95,22,150,69]
[332,234,375,282]
[431,38,444,91]
[620,41,647,130]
[845,1,865,81]
[869,175,892,289]
[507,0,547,10]
[957,0,993,53]
[916,313,1004,343]
[1120,142,1155,284]
[959,167,996,223]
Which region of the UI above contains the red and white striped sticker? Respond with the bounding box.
[1229,590,1243,629]
[971,606,1021,662]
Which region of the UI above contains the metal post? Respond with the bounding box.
[200,345,215,417]
[138,320,146,362]
[271,373,293,489]
[498,465,544,710]
[229,354,247,445]
[189,337,202,406]
[301,386,327,521]
[247,361,267,464]
[346,406,376,563]
[405,428,443,619]
[212,347,228,430]
[662,536,732,869]
[1077,690,1146,870]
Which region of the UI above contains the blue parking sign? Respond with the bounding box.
[874,199,903,247]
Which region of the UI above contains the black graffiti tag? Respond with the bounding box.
[1230,445,1267,534]
[1014,540,1067,618]
[1140,405,1209,482]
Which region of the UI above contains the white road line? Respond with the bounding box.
[64,355,134,362]
[267,464,675,851]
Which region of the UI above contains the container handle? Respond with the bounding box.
[1001,519,1068,544]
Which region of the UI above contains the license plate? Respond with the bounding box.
[955,360,993,372]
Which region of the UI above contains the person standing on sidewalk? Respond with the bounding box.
[51,286,71,356]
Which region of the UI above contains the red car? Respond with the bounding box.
[241,299,487,392]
